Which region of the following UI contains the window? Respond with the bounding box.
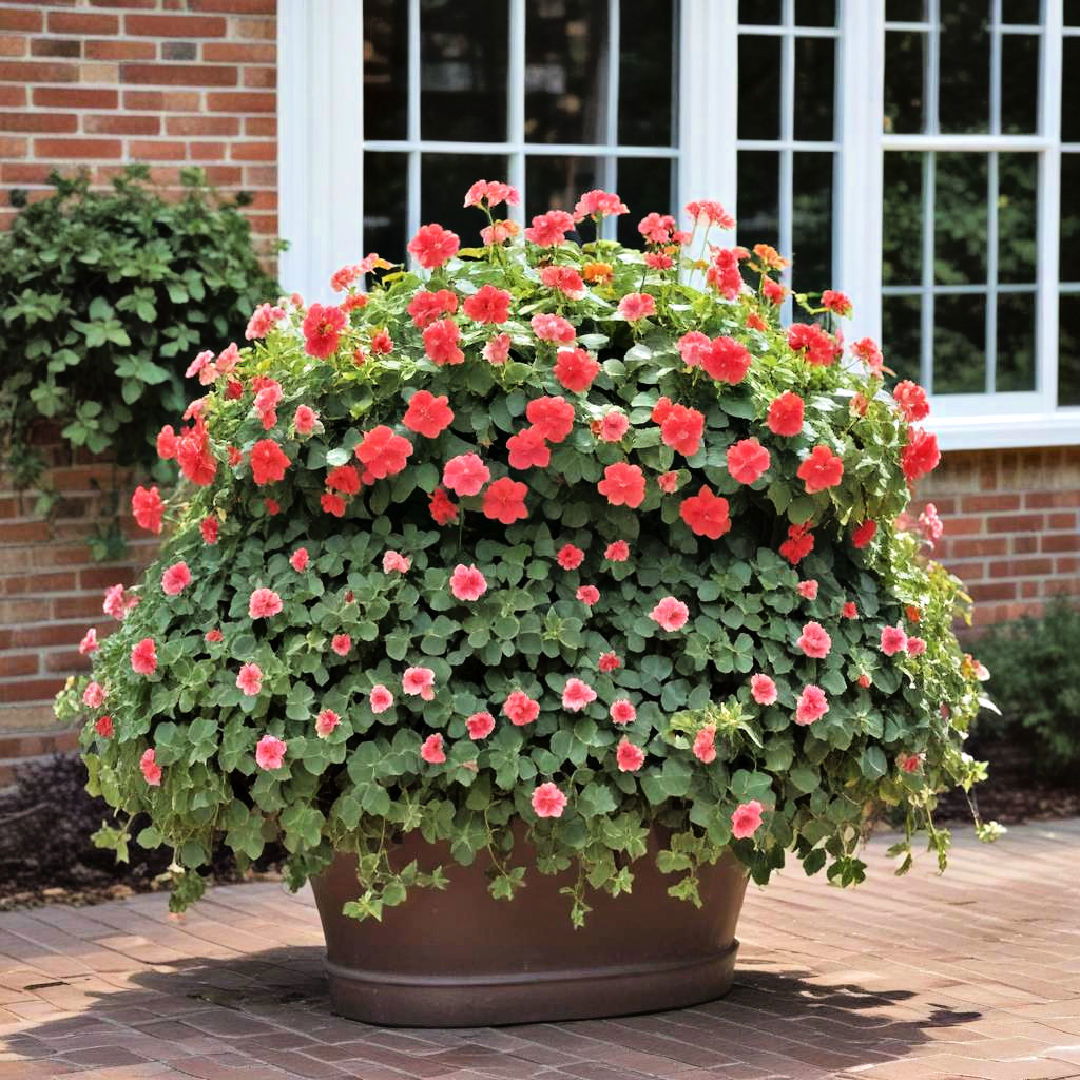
[279,0,1079,450]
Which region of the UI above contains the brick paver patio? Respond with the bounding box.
[1,818,1079,1080]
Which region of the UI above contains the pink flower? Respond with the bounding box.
[796,579,818,600]
[463,283,512,324]
[526,396,576,442]
[78,628,99,655]
[638,211,676,244]
[82,680,106,708]
[726,438,771,485]
[685,199,735,229]
[205,628,223,643]
[562,677,597,711]
[617,292,656,322]
[382,551,410,573]
[200,516,218,544]
[369,684,393,713]
[918,503,944,546]
[574,189,629,220]
[610,698,636,725]
[842,601,858,619]
[616,737,645,772]
[255,734,287,770]
[750,674,777,706]
[533,313,577,345]
[249,439,290,485]
[897,751,925,774]
[403,666,436,700]
[246,301,285,340]
[331,634,352,656]
[693,725,717,764]
[420,733,446,764]
[483,331,512,364]
[131,485,164,534]
[531,782,567,818]
[466,711,496,739]
[403,389,455,438]
[657,470,680,494]
[160,561,192,596]
[598,410,630,442]
[677,330,711,368]
[482,477,529,524]
[880,624,908,656]
[291,547,310,572]
[95,714,113,738]
[780,522,815,565]
[449,563,488,601]
[503,689,540,726]
[407,223,460,268]
[795,685,829,726]
[604,540,630,562]
[577,584,600,605]
[907,636,927,656]
[557,543,584,570]
[540,264,587,300]
[858,673,872,688]
[249,588,284,620]
[796,621,831,659]
[442,453,490,497]
[731,800,765,839]
[131,637,157,676]
[506,427,551,469]
[302,303,347,358]
[315,709,341,738]
[463,178,520,209]
[236,662,263,696]
[650,596,689,632]
[423,317,464,366]
[356,426,412,479]
[157,424,178,459]
[598,652,622,673]
[524,209,575,247]
[139,748,161,786]
[598,462,645,508]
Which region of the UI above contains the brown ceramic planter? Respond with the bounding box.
[310,830,749,1027]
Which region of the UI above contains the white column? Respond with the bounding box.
[277,0,365,302]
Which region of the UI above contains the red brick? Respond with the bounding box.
[120,62,236,86]
[0,60,78,82]
[1057,556,1079,574]
[35,87,118,109]
[189,140,226,160]
[52,595,108,619]
[83,113,160,135]
[243,65,275,88]
[0,677,65,703]
[125,13,228,37]
[122,89,200,110]
[202,41,274,63]
[47,12,120,35]
[968,581,1019,602]
[1047,511,1079,529]
[237,17,275,39]
[0,34,26,57]
[0,8,43,32]
[988,558,1054,578]
[244,116,275,136]
[0,622,96,650]
[0,655,38,678]
[1025,490,1080,508]
[43,649,89,673]
[229,139,274,160]
[33,137,123,159]
[164,113,238,136]
[31,38,81,59]
[943,537,1008,558]
[0,522,49,544]
[0,112,77,133]
[206,90,273,112]
[1042,533,1080,553]
[128,139,188,159]
[189,0,275,11]
[0,85,25,106]
[985,513,1044,534]
[84,39,156,61]
[1012,534,1039,554]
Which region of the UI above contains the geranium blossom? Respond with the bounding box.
[315,709,341,738]
[78,628,99,655]
[902,428,941,483]
[420,734,446,764]
[617,292,656,321]
[731,801,765,839]
[795,685,829,725]
[604,540,630,561]
[482,477,528,523]
[796,579,818,600]
[907,636,927,656]
[290,547,310,572]
[598,462,645,508]
[574,189,629,220]
[131,485,164,534]
[507,427,551,469]
[130,637,157,676]
[356,426,412,479]
[443,453,490,496]
[767,391,805,437]
[95,715,113,738]
[449,563,488,601]
[249,588,283,619]
[610,698,636,724]
[796,621,831,659]
[524,209,575,247]
[598,410,630,442]
[562,677,597,711]
[650,596,689,632]
[680,486,731,539]
[797,445,845,493]
[852,520,877,548]
[531,782,567,818]
[139,748,161,786]
[293,405,318,436]
[677,330,711,368]
[429,486,459,525]
[919,503,944,546]
[556,543,584,570]
[255,734,287,770]
[302,303,346,358]
[701,336,752,383]
[821,290,852,316]
[599,652,622,673]
[779,522,814,565]
[483,331,512,364]
[693,725,717,764]
[326,464,362,494]
[250,440,290,486]
[466,711,496,739]
[616,738,645,772]
[403,666,436,700]
[463,284,512,324]
[660,404,705,457]
[526,396,575,442]
[161,561,192,596]
[383,551,410,573]
[236,662,263,696]
[540,264,586,299]
[369,684,394,713]
[423,318,464,366]
[407,289,458,328]
[893,380,930,422]
[750,674,777,705]
[503,689,540,726]
[330,634,352,656]
[407,223,460,268]
[553,347,599,391]
[576,584,600,605]
[82,680,106,708]
[881,624,908,656]
[726,438,771,484]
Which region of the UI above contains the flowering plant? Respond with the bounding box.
[58,181,997,923]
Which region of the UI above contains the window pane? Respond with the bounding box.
[882,295,923,385]
[883,151,924,286]
[526,155,600,220]
[795,0,835,26]
[1060,295,1080,405]
[1064,38,1080,144]
[1000,34,1039,134]
[738,36,781,140]
[363,0,408,141]
[886,0,925,20]
[939,0,990,134]
[615,157,673,247]
[794,37,835,141]
[884,31,926,134]
[420,0,508,142]
[618,0,676,146]
[1001,0,1040,21]
[364,152,408,265]
[737,151,779,253]
[996,293,1036,392]
[740,0,781,24]
[933,294,986,393]
[525,0,607,144]
[1062,155,1080,283]
[1068,0,1080,24]
[997,153,1037,285]
[792,152,833,294]
[422,153,506,248]
[934,152,988,286]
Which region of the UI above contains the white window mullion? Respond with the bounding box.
[406,0,422,242]
[507,0,525,224]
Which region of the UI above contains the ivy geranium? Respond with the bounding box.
[57,180,999,923]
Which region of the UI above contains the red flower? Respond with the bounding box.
[657,470,679,494]
[651,396,675,425]
[507,427,551,470]
[598,651,621,672]
[726,438,771,484]
[131,485,164,534]
[902,428,940,483]
[156,425,178,459]
[679,486,732,539]
[554,347,600,392]
[604,540,630,561]
[198,516,218,545]
[557,543,584,570]
[788,323,838,367]
[482,476,528,524]
[526,396,576,443]
[423,317,464,366]
[356,425,412,479]
[796,620,831,659]
[660,404,705,458]
[407,223,460,269]
[892,380,930,422]
[796,445,845,494]
[597,462,645,508]
[403,389,454,439]
[779,522,814,565]
[326,464,362,494]
[407,288,458,328]
[852,519,877,548]
[321,493,347,517]
[701,336,752,383]
[302,303,347,358]
[463,283,512,324]
[617,292,656,322]
[539,264,586,299]
[767,391,805,437]
[524,209,575,247]
[842,601,858,619]
[821,289,852,316]
[577,584,600,605]
[250,439,290,485]
[369,329,393,353]
[443,453,490,496]
[176,421,216,486]
[131,637,157,676]
[95,714,114,738]
[429,486,459,525]
[503,689,540,725]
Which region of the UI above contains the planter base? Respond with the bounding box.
[312,833,748,1027]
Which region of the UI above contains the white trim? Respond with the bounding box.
[932,411,1080,451]
[277,0,364,302]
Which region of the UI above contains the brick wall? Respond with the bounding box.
[0,0,277,243]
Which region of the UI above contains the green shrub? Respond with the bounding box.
[0,165,279,497]
[974,599,1080,778]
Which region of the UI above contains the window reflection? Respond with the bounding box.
[996,293,1036,392]
[364,152,408,265]
[883,151,924,287]
[882,296,924,386]
[792,152,833,294]
[616,157,673,246]
[933,294,987,393]
[939,2,990,135]
[525,156,600,219]
[934,152,988,287]
[363,0,408,141]
[618,0,676,146]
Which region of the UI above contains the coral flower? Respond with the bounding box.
[852,520,877,548]
[140,748,161,786]
[610,698,636,725]
[255,734,287,770]
[302,303,346,358]
[577,584,600,605]
[407,288,458,328]
[236,662,263,696]
[907,636,927,656]
[797,445,845,494]
[463,284,512,324]
[842,601,858,619]
[82,680,106,708]
[533,312,577,344]
[650,596,689,632]
[796,580,818,600]
[250,439,290,485]
[157,425,178,459]
[466,711,496,739]
[779,522,814,565]
[902,428,941,483]
[726,438,771,484]
[95,714,113,738]
[205,628,223,642]
[161,561,192,596]
[750,674,777,705]
[200,516,218,544]
[293,405,318,436]
[679,486,732,539]
[893,380,930,422]
[701,336,752,383]
[482,477,529,524]
[503,689,540,726]
[403,666,436,700]
[598,410,630,442]
[131,485,164,534]
[616,737,645,772]
[429,486,459,525]
[617,292,656,322]
[693,725,717,764]
[540,264,586,299]
[767,391,805,437]
[449,563,488,601]
[731,800,764,839]
[407,223,460,268]
[78,628,99,655]
[598,462,645,508]
[290,547,310,572]
[796,621,832,659]
[660,404,705,458]
[881,624,908,656]
[369,684,394,713]
[599,652,622,673]
[249,588,283,619]
[464,178,520,209]
[524,210,575,247]
[423,317,464,366]
[420,733,446,764]
[483,332,512,364]
[356,425,412,479]
[507,427,551,469]
[795,685,829,725]
[657,470,680,494]
[526,396,576,442]
[553,346,599,391]
[131,637,157,675]
[382,551,410,573]
[326,464,362,494]
[443,452,490,496]
[574,189,629,219]
[557,543,584,570]
[562,677,597,711]
[531,782,567,818]
[321,493,347,517]
[315,709,341,738]
[604,540,630,561]
[677,330,711,368]
[403,390,454,438]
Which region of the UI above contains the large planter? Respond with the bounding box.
[311,829,750,1026]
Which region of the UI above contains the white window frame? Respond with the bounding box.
[278,0,1079,452]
